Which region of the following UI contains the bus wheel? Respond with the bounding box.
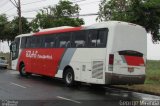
[20,64,31,77]
[64,68,74,87]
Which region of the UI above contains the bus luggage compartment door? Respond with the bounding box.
[91,60,105,84]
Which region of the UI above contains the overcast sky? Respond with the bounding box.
[0,0,160,60]
[0,0,99,25]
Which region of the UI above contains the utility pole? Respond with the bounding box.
[9,0,22,34]
[18,0,22,34]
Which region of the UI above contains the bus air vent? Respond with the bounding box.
[92,61,103,79]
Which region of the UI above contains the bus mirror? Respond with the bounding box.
[10,43,13,52]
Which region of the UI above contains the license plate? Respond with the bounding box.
[128,67,134,73]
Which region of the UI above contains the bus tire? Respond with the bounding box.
[63,68,74,87]
[19,64,31,77]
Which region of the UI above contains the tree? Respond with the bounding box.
[142,0,160,42]
[0,14,8,41]
[30,0,84,32]
[97,0,130,21]
[0,15,31,43]
[2,17,31,42]
[97,0,160,42]
[11,17,31,36]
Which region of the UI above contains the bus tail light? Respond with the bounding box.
[108,54,114,71]
[109,54,114,65]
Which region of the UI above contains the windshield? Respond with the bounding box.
[11,37,20,60]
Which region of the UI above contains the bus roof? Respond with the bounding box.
[15,21,144,38]
[84,21,143,29]
[39,26,74,32]
[34,21,143,36]
[34,26,82,36]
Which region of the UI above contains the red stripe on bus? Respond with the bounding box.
[124,56,144,66]
[34,27,82,36]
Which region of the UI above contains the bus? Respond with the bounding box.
[10,21,147,86]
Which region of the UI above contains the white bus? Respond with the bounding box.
[10,21,147,86]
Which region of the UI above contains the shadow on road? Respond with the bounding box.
[15,73,138,101]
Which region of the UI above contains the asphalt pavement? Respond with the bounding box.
[0,69,159,106]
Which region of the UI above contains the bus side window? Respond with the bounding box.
[88,30,98,47]
[30,37,37,48]
[26,37,32,48]
[36,36,44,48]
[72,31,87,48]
[97,29,108,47]
[88,29,108,48]
[44,35,56,48]
[57,33,71,48]
[21,37,27,49]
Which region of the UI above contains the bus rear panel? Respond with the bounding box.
[105,22,147,85]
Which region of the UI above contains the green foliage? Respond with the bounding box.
[0,15,31,42]
[97,0,130,21]
[0,14,9,41]
[11,17,31,36]
[30,0,84,32]
[8,17,31,41]
[145,60,160,84]
[97,0,160,42]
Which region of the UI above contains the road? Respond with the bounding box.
[0,69,160,106]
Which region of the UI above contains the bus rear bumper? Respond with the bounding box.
[105,73,145,85]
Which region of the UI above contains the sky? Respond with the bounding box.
[0,0,99,24]
[0,0,160,60]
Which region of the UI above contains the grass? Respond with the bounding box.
[145,60,160,84]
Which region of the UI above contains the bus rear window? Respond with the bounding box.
[119,50,143,57]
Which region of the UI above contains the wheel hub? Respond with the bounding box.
[66,72,72,84]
